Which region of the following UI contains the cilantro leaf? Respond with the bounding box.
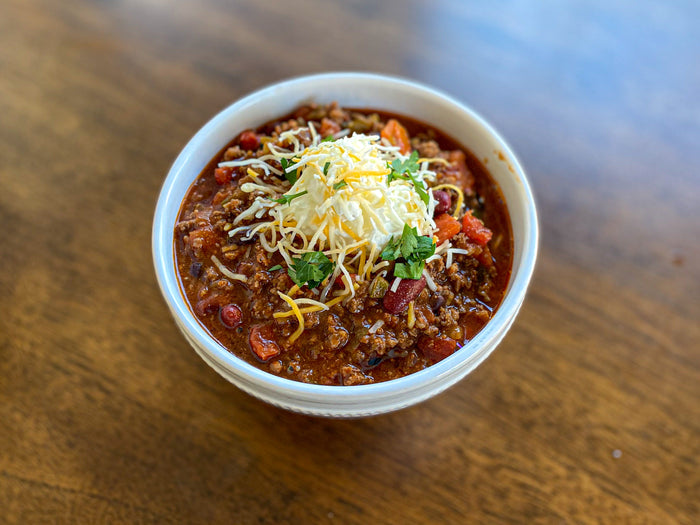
[268,264,283,271]
[322,136,335,142]
[394,260,425,280]
[386,151,430,205]
[333,180,347,190]
[414,234,436,260]
[407,172,430,206]
[280,158,298,185]
[323,162,331,175]
[400,225,418,260]
[380,223,436,279]
[380,235,403,261]
[390,151,420,178]
[287,251,335,288]
[272,191,307,205]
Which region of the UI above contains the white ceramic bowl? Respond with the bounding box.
[153,72,538,417]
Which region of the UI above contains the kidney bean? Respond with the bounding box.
[249,324,281,361]
[432,190,451,215]
[220,304,242,329]
[418,336,457,362]
[382,275,426,314]
[429,294,446,312]
[195,295,221,316]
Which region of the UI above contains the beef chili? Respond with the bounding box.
[174,103,513,385]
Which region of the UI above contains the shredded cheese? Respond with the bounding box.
[432,183,465,218]
[218,124,477,335]
[423,269,437,292]
[368,320,384,333]
[226,132,437,288]
[210,255,247,282]
[407,301,415,328]
[292,298,330,310]
[446,248,471,269]
[277,292,304,343]
[272,291,348,319]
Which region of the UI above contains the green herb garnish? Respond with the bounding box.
[381,223,436,279]
[386,151,430,206]
[268,265,283,271]
[280,158,298,185]
[323,162,331,175]
[393,261,426,280]
[333,180,347,190]
[387,151,420,183]
[322,136,335,142]
[287,251,335,288]
[272,191,307,205]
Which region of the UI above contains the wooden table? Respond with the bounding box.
[2,0,698,523]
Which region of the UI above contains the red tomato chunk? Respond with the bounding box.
[249,324,281,361]
[462,210,493,246]
[433,213,461,244]
[214,166,234,185]
[380,118,411,154]
[418,336,457,362]
[239,130,260,151]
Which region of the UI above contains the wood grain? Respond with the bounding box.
[1,0,698,523]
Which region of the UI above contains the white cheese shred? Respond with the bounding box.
[423,269,437,292]
[368,320,384,334]
[407,301,416,328]
[210,255,247,282]
[446,248,471,269]
[224,126,452,323]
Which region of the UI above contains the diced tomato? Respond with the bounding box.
[239,130,260,151]
[418,336,457,362]
[461,210,492,246]
[433,213,461,244]
[320,117,341,137]
[475,244,494,268]
[249,324,281,361]
[214,166,234,185]
[380,119,411,155]
[212,189,229,206]
[444,151,475,194]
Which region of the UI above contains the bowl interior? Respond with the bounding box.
[153,72,538,415]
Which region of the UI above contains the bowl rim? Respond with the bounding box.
[152,71,538,400]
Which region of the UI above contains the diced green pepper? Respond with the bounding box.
[369,275,389,299]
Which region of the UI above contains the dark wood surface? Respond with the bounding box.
[1,0,698,523]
